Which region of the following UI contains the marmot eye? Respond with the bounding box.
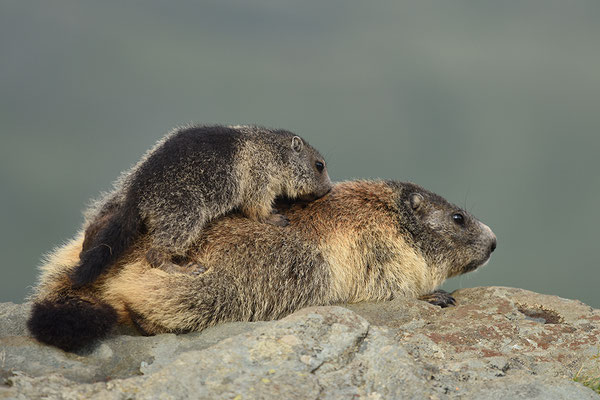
[452,213,465,226]
[315,161,325,173]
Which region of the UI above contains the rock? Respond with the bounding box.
[1,304,268,384]
[2,287,599,399]
[0,303,29,337]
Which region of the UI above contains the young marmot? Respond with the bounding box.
[70,125,332,287]
[28,180,496,351]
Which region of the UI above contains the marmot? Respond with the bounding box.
[70,125,332,287]
[28,180,496,351]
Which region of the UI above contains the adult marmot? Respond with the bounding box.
[28,180,496,352]
[70,125,332,286]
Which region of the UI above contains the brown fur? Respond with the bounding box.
[29,180,496,342]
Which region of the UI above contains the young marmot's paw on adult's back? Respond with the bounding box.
[263,212,290,227]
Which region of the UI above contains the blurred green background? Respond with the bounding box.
[1,1,599,307]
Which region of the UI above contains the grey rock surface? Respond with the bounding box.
[2,287,599,399]
[0,303,28,337]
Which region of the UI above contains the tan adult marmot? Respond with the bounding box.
[27,180,496,351]
[70,125,332,286]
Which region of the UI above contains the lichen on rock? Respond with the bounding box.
[2,286,600,399]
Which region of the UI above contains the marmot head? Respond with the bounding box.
[394,182,497,278]
[230,126,333,201]
[275,132,333,201]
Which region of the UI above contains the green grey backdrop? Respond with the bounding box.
[2,1,599,307]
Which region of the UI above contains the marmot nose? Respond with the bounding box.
[490,238,497,253]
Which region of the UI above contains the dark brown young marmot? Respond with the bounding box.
[70,125,332,286]
[28,180,496,351]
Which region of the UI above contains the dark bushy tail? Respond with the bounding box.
[70,205,142,287]
[27,294,117,352]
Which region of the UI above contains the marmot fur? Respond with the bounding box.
[28,180,496,352]
[70,125,332,286]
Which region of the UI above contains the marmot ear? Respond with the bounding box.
[410,193,424,210]
[291,136,304,153]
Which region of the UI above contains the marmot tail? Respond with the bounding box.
[70,204,141,287]
[27,293,117,352]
